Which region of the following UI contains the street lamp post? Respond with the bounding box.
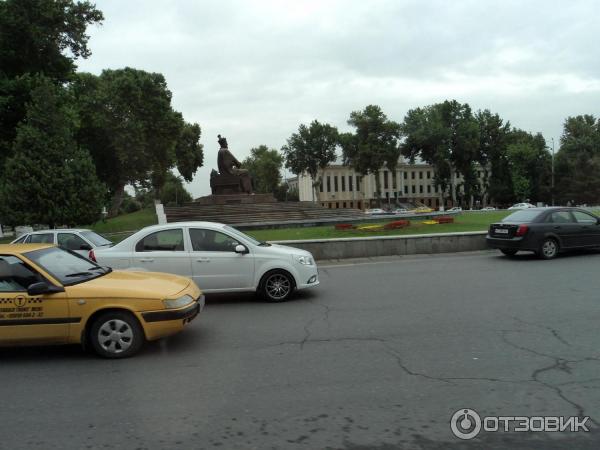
[551,137,555,206]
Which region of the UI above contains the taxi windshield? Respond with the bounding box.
[24,247,110,285]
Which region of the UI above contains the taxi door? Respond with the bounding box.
[0,255,70,345]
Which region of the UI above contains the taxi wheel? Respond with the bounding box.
[260,270,294,302]
[89,311,144,358]
[500,249,518,256]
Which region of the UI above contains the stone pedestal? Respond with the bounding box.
[194,194,277,205]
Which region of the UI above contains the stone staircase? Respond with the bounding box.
[164,201,364,225]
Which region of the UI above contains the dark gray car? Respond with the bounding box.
[486,207,600,259]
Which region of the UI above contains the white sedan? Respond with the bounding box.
[90,222,319,302]
[11,228,113,256]
[508,203,536,210]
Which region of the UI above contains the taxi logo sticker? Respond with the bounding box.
[14,296,27,308]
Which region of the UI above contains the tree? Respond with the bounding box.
[0,79,105,227]
[71,69,204,215]
[242,145,284,194]
[340,105,401,205]
[507,129,551,204]
[401,100,479,207]
[159,172,193,206]
[475,110,513,205]
[282,120,339,202]
[0,0,103,175]
[554,115,600,204]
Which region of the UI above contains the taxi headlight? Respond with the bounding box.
[163,294,194,309]
[295,254,314,266]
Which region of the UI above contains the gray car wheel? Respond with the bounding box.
[539,238,559,260]
[261,271,294,302]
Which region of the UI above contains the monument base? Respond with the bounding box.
[194,193,277,205]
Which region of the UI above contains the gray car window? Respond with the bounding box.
[548,211,575,223]
[572,211,597,224]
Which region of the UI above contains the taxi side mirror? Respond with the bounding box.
[27,282,65,296]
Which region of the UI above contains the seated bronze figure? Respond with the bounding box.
[211,135,253,195]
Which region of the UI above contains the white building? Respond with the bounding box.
[297,162,487,210]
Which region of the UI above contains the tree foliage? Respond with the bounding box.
[0,79,105,226]
[242,145,284,194]
[0,0,103,175]
[340,105,401,203]
[282,120,338,200]
[554,115,600,205]
[71,68,203,215]
[475,110,513,204]
[402,100,479,206]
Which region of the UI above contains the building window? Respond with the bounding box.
[319,180,323,192]
[356,176,362,191]
[343,202,346,208]
[404,185,408,194]
[403,172,407,180]
[419,172,423,179]
[335,202,339,208]
[412,185,416,194]
[334,176,338,192]
[427,185,431,193]
[341,176,346,192]
[327,176,331,192]
[427,171,431,179]
[419,185,423,193]
[411,172,415,180]
[384,171,389,189]
[349,176,353,192]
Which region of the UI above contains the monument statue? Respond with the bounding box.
[210,134,253,195]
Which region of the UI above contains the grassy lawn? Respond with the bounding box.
[89,207,157,241]
[244,211,512,241]
[89,208,157,233]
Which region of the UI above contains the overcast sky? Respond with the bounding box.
[77,0,600,197]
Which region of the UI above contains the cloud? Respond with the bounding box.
[77,0,600,197]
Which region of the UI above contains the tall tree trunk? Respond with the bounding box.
[374,172,382,207]
[109,184,125,217]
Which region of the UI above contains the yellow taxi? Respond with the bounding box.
[0,243,204,358]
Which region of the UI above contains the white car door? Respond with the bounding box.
[131,228,192,279]
[188,228,255,291]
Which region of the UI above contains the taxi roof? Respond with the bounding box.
[0,243,56,254]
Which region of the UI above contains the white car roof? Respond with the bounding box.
[26,228,92,234]
[137,221,228,232]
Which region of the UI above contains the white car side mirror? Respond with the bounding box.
[235,244,248,254]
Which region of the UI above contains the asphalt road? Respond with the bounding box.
[2,250,600,449]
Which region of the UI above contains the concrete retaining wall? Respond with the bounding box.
[272,231,488,260]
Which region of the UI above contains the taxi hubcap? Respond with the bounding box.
[98,319,133,353]
[266,274,291,299]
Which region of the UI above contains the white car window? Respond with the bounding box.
[58,233,88,251]
[190,229,240,252]
[29,233,54,244]
[12,235,28,244]
[135,229,185,252]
